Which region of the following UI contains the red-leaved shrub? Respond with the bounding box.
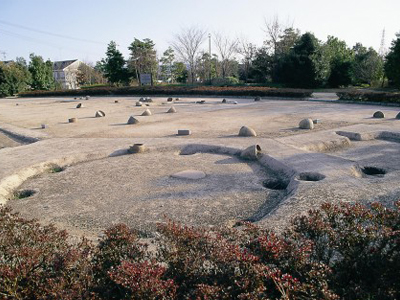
[0,201,399,299]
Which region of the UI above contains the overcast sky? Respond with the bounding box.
[1,0,399,64]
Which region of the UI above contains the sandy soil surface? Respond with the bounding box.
[0,132,21,149]
[1,95,400,239]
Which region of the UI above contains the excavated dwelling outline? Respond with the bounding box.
[2,122,400,228]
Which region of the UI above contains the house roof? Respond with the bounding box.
[0,60,14,65]
[53,59,79,71]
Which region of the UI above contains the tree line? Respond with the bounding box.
[1,20,400,96]
[0,55,104,97]
[98,22,400,89]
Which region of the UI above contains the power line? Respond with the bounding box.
[0,28,104,58]
[0,19,106,45]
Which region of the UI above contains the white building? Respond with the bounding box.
[53,59,82,89]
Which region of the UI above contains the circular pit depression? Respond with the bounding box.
[8,152,268,237]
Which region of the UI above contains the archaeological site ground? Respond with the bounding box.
[1,94,400,240]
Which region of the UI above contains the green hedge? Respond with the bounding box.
[18,86,312,98]
[337,91,400,103]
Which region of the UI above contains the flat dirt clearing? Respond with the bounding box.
[1,95,400,239]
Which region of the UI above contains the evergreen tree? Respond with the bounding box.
[0,58,31,97]
[352,43,384,86]
[128,38,158,85]
[279,33,321,88]
[28,54,54,90]
[101,41,129,86]
[385,33,400,87]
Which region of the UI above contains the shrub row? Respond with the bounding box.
[18,86,312,98]
[1,200,399,299]
[337,91,400,103]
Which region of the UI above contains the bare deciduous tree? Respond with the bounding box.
[170,26,207,84]
[213,32,238,78]
[237,35,257,82]
[263,15,294,56]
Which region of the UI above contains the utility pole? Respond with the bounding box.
[0,50,6,61]
[379,28,387,57]
[208,33,211,82]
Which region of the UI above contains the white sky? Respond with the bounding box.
[0,0,399,63]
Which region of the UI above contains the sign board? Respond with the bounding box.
[139,73,152,85]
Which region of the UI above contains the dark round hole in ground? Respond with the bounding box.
[297,172,326,182]
[14,189,36,199]
[262,178,289,190]
[362,166,386,176]
[50,165,65,173]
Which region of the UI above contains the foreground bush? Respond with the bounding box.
[0,201,399,299]
[337,91,400,103]
[18,86,312,98]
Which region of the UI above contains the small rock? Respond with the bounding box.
[85,95,90,100]
[15,103,19,106]
[175,98,180,101]
[299,118,314,129]
[171,170,206,180]
[313,119,321,124]
[41,124,47,129]
[178,129,191,135]
[232,101,238,104]
[127,116,139,124]
[95,110,105,117]
[167,97,173,102]
[136,101,143,107]
[373,111,385,118]
[254,96,261,101]
[167,106,177,113]
[141,109,152,116]
[140,97,145,101]
[114,100,119,103]
[222,99,227,103]
[68,118,77,123]
[76,103,82,108]
[396,112,400,119]
[238,126,257,137]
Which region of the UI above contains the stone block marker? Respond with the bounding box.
[373,111,385,118]
[68,118,77,123]
[171,170,206,180]
[238,126,257,137]
[167,106,177,113]
[95,110,105,117]
[127,116,139,124]
[178,129,191,136]
[299,118,314,129]
[141,109,152,116]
